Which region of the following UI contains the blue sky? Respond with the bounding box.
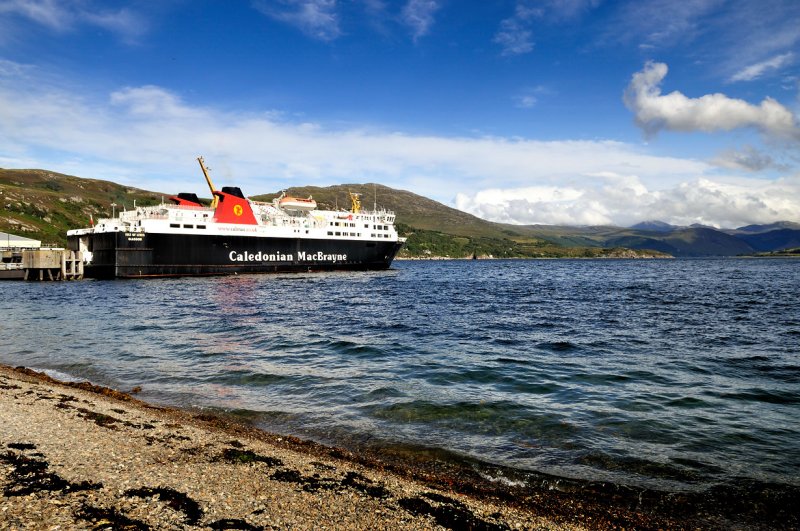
[1,0,799,227]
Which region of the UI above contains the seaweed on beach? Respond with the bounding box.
[72,406,156,431]
[76,504,152,531]
[268,467,395,499]
[0,449,102,497]
[398,494,510,531]
[218,447,283,467]
[7,442,36,450]
[76,407,122,428]
[341,471,392,499]
[269,468,340,493]
[207,518,268,530]
[124,486,203,525]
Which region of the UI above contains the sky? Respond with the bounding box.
[1,0,799,228]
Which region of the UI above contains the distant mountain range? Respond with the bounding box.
[2,167,799,258]
[622,220,800,256]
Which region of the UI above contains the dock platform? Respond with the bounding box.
[1,249,84,281]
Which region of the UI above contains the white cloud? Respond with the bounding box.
[609,0,721,48]
[605,0,800,83]
[0,58,796,228]
[494,0,599,56]
[81,8,148,42]
[254,0,341,41]
[494,3,540,56]
[711,145,783,172]
[624,61,800,141]
[0,0,147,41]
[0,0,68,31]
[729,53,795,83]
[456,174,800,228]
[401,0,440,41]
[515,95,537,109]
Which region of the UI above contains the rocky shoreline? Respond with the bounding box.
[2,364,793,530]
[0,364,579,530]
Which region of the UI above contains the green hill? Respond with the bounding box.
[250,184,666,258]
[0,168,667,258]
[0,168,162,245]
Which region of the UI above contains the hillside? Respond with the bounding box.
[252,184,518,239]
[251,185,665,258]
[508,223,800,257]
[0,169,162,245]
[3,167,796,258]
[2,170,666,258]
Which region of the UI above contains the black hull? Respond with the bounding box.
[68,232,404,279]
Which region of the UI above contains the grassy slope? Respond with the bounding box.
[0,169,163,245]
[2,169,666,257]
[251,185,667,258]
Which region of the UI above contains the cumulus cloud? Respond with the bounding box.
[729,53,795,83]
[254,0,341,41]
[401,0,440,41]
[624,61,800,141]
[711,145,783,172]
[1,58,797,228]
[456,174,800,228]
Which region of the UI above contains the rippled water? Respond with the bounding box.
[2,258,799,494]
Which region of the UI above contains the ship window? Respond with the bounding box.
[364,224,369,228]
[170,223,180,228]
[335,232,341,236]
[183,224,193,229]
[327,231,333,235]
[197,225,206,229]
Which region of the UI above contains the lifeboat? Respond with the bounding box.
[278,195,317,212]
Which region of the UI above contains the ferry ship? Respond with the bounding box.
[67,158,405,278]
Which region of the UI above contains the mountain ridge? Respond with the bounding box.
[2,168,798,257]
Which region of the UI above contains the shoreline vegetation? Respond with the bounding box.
[2,364,796,530]
[395,248,672,260]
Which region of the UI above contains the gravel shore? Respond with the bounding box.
[1,365,580,530]
[7,364,785,530]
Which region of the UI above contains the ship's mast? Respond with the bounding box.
[349,192,361,214]
[197,156,219,209]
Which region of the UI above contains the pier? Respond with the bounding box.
[0,248,84,281]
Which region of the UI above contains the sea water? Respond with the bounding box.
[1,258,798,496]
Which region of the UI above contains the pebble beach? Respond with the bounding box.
[2,364,794,530]
[0,364,581,531]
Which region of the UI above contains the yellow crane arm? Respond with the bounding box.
[197,156,219,209]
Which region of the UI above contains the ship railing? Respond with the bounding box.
[171,204,212,211]
[357,208,396,218]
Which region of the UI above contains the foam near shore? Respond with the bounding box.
[0,364,577,530]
